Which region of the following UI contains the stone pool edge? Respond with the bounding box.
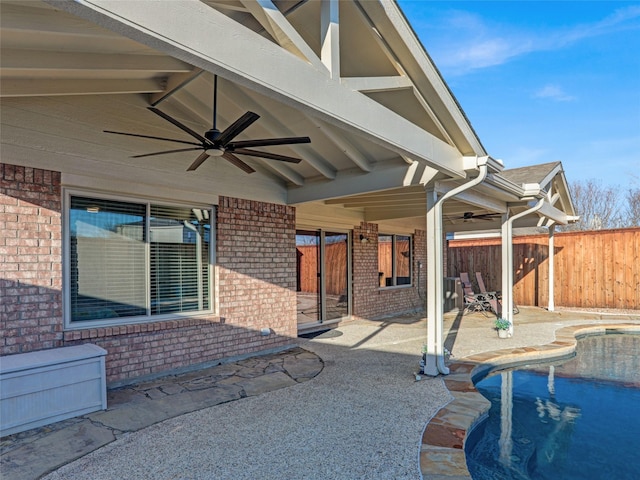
[418,323,640,480]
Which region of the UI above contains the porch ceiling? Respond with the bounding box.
[0,0,576,230]
[0,0,486,206]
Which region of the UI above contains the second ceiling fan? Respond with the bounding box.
[455,211,502,221]
[105,75,310,173]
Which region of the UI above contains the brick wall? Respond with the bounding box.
[352,222,426,319]
[1,163,297,385]
[65,196,297,384]
[1,164,63,354]
[216,197,297,339]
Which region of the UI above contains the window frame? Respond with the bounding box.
[63,189,215,330]
[377,233,413,289]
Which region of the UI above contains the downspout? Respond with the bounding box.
[424,157,489,376]
[501,197,545,336]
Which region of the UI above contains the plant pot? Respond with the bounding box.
[498,329,509,339]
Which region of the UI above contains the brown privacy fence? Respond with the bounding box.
[447,227,640,310]
[296,239,411,294]
[297,243,347,295]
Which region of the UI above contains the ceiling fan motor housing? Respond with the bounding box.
[204,129,221,142]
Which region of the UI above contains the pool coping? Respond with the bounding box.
[419,323,640,480]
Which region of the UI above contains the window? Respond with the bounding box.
[67,194,212,325]
[378,234,412,287]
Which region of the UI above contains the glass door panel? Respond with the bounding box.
[296,230,350,331]
[324,232,349,320]
[296,231,320,324]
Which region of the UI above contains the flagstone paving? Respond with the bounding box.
[0,346,323,480]
[2,307,639,480]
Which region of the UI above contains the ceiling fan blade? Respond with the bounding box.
[222,152,255,174]
[187,152,210,171]
[148,107,210,144]
[104,130,202,146]
[216,111,260,146]
[131,147,204,158]
[228,136,310,149]
[232,148,302,164]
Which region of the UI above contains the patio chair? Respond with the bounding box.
[475,272,519,315]
[459,272,496,317]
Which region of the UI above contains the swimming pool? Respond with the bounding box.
[465,334,640,480]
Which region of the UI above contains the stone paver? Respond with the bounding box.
[0,421,115,480]
[0,346,322,480]
[1,308,638,480]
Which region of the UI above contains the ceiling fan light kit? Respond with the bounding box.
[104,75,310,173]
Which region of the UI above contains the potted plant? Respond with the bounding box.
[494,318,511,338]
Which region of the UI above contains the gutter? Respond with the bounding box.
[502,197,545,334]
[425,156,489,376]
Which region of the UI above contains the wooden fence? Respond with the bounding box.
[297,243,347,295]
[296,239,411,294]
[447,227,640,310]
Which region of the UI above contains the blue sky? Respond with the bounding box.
[397,1,640,190]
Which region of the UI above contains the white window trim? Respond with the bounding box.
[63,188,215,330]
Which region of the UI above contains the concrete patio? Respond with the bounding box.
[1,307,638,480]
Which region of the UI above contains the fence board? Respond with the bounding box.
[448,227,640,310]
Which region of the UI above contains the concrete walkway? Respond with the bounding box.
[1,307,638,480]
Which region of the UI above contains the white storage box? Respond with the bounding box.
[1,344,107,436]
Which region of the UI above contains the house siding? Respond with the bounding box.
[1,163,296,385]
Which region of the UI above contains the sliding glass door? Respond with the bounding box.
[296,230,349,331]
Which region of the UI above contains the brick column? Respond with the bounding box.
[0,164,63,354]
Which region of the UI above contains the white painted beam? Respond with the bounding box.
[149,68,204,106]
[320,0,340,79]
[434,184,509,214]
[0,78,164,97]
[364,0,487,155]
[46,0,466,178]
[341,76,412,92]
[0,49,192,72]
[222,82,335,179]
[328,193,426,207]
[365,206,427,221]
[288,160,438,204]
[537,201,572,225]
[308,117,372,172]
[239,0,327,72]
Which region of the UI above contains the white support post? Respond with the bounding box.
[500,213,514,334]
[501,213,513,335]
[501,198,545,336]
[425,187,445,376]
[548,225,555,311]
[424,158,488,376]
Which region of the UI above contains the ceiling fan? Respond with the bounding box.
[104,75,310,173]
[454,211,503,221]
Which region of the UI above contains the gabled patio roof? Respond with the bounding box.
[0,0,576,232]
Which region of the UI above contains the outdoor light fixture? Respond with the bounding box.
[360,234,369,244]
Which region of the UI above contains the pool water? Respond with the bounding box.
[465,334,640,480]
